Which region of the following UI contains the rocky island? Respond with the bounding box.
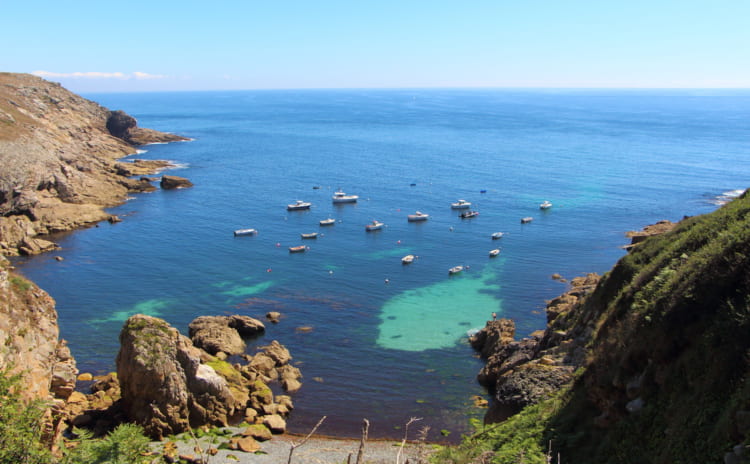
[0,72,189,256]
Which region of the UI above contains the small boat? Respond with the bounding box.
[312,185,321,189]
[233,228,257,236]
[301,232,318,239]
[451,199,471,209]
[480,189,487,194]
[289,245,307,253]
[449,265,464,275]
[332,191,358,203]
[402,254,415,264]
[407,211,429,222]
[489,249,501,257]
[460,210,479,219]
[521,217,534,223]
[410,183,417,186]
[491,232,504,240]
[287,200,311,211]
[319,218,336,226]
[365,220,384,231]
[540,200,552,210]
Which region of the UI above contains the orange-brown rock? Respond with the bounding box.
[0,72,188,256]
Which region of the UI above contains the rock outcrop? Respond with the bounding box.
[0,255,77,402]
[188,315,265,357]
[117,314,293,440]
[0,72,188,256]
[160,175,194,190]
[472,274,600,420]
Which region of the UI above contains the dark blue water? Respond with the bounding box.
[15,89,750,440]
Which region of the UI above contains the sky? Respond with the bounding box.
[2,0,749,93]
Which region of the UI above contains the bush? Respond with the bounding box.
[0,368,52,464]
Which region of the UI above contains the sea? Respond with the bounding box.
[13,88,750,442]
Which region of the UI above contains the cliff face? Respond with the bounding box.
[473,191,750,463]
[0,72,186,255]
[0,255,76,402]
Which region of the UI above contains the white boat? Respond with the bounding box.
[365,220,384,231]
[332,191,358,203]
[233,228,257,236]
[407,211,429,222]
[301,232,318,239]
[521,217,533,223]
[460,210,479,219]
[540,200,552,210]
[491,232,504,240]
[450,199,472,209]
[319,218,335,226]
[449,265,464,275]
[489,249,500,257]
[289,245,307,253]
[287,200,311,211]
[402,254,415,264]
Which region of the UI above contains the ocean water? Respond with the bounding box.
[14,89,750,441]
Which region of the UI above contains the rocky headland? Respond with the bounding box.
[0,72,189,256]
[465,202,750,463]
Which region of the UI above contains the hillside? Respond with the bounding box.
[440,191,750,463]
[0,72,186,255]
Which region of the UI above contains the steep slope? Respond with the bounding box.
[449,191,750,463]
[0,255,76,402]
[0,72,186,255]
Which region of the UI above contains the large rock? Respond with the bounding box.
[188,315,265,356]
[116,315,247,439]
[0,256,77,402]
[160,175,194,190]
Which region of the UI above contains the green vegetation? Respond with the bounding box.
[0,367,155,464]
[10,275,32,292]
[62,424,153,464]
[438,191,750,463]
[0,368,52,464]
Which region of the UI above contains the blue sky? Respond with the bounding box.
[2,0,749,92]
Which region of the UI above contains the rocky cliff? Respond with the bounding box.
[0,255,76,402]
[0,72,187,256]
[468,193,750,463]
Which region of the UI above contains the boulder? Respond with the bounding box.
[262,414,287,434]
[160,175,194,190]
[188,315,265,356]
[261,340,291,366]
[229,436,261,453]
[242,424,273,441]
[266,312,281,323]
[116,314,247,439]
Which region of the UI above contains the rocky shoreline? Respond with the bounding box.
[470,220,679,424]
[0,72,190,256]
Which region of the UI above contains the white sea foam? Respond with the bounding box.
[710,188,746,206]
[136,149,148,155]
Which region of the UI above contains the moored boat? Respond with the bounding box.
[319,218,336,226]
[449,265,464,275]
[540,200,552,209]
[301,232,318,239]
[365,220,384,231]
[489,249,500,257]
[450,199,472,209]
[521,216,533,223]
[287,200,312,211]
[289,245,307,253]
[491,232,504,240]
[402,254,415,264]
[233,228,257,236]
[460,210,479,219]
[332,191,358,203]
[407,211,429,222]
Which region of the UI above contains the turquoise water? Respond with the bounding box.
[14,89,750,440]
